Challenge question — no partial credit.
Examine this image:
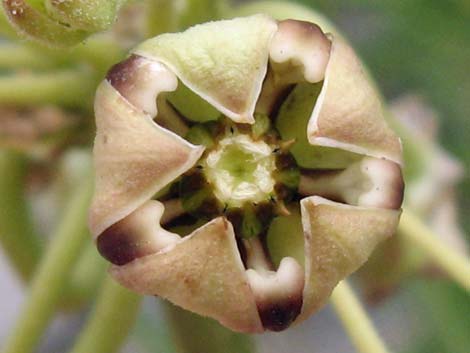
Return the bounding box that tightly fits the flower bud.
[90,15,404,333]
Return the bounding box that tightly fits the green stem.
[0,149,42,281]
[0,150,105,308]
[0,44,59,70]
[62,242,107,309]
[2,172,93,353]
[0,70,94,108]
[68,277,142,353]
[330,281,390,353]
[163,302,256,353]
[399,208,470,291]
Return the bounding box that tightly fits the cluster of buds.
[89,15,404,333]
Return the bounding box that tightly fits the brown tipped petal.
[110,217,263,333]
[106,54,178,117]
[296,196,400,322]
[97,200,180,266]
[269,19,331,83]
[246,257,304,331]
[134,15,278,124]
[89,81,204,236]
[307,35,402,165]
[299,157,404,210]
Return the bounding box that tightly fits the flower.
[89,15,404,333]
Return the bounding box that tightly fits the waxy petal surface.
[308,36,402,165]
[90,81,204,236]
[134,15,278,124]
[297,196,400,321]
[110,217,263,333]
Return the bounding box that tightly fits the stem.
[0,70,94,108]
[62,243,107,309]
[2,173,93,353]
[0,150,42,281]
[330,281,390,353]
[0,44,58,70]
[163,302,255,353]
[399,208,470,291]
[68,277,142,353]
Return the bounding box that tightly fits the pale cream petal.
[105,54,177,117]
[246,257,304,331]
[307,35,402,165]
[296,196,400,322]
[269,19,331,84]
[96,200,180,265]
[134,15,278,124]
[299,157,404,210]
[89,81,204,236]
[110,217,263,333]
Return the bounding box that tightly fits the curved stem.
[68,277,142,353]
[399,208,470,291]
[0,149,42,282]
[2,173,93,353]
[330,281,390,353]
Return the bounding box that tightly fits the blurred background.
[0,1,469,353]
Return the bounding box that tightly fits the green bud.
[185,125,215,148]
[252,113,271,139]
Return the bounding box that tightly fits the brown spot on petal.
[106,54,144,98]
[97,222,158,266]
[258,295,303,331]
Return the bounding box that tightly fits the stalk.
[330,281,390,353]
[399,208,470,291]
[68,277,142,353]
[0,149,42,281]
[62,243,107,309]
[2,172,93,353]
[0,70,94,108]
[0,44,58,70]
[164,302,256,353]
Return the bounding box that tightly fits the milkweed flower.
[89,15,404,333]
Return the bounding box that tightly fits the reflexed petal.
[89,81,204,236]
[307,36,402,165]
[134,15,278,124]
[297,196,400,321]
[96,200,180,265]
[110,217,263,333]
[269,19,331,84]
[106,54,178,117]
[299,157,404,210]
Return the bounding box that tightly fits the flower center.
[204,134,276,208]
